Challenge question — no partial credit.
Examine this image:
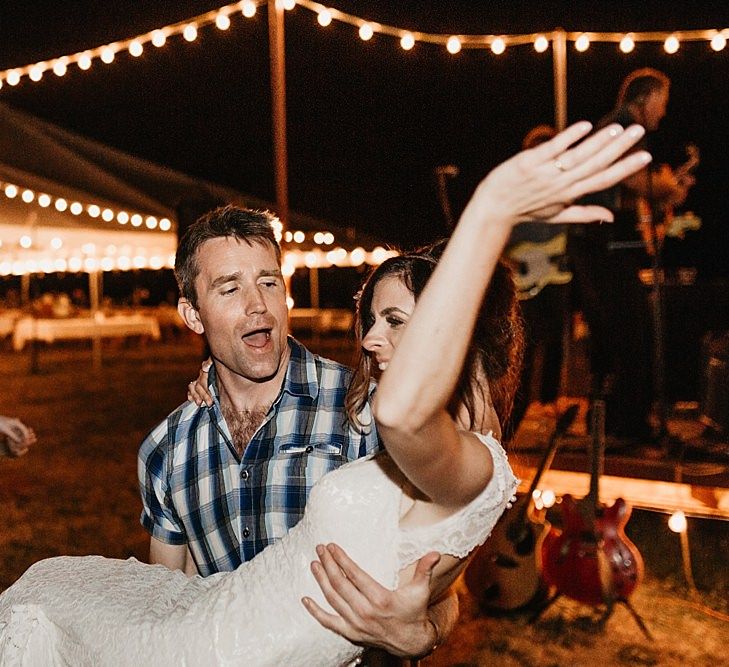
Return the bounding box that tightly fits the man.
[570,68,693,441]
[138,205,454,659]
[504,125,570,438]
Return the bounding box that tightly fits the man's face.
[182,236,289,384]
[641,87,669,131]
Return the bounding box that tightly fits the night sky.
[2,1,727,275]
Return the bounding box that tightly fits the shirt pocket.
[274,442,347,483]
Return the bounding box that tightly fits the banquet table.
[12,314,161,351]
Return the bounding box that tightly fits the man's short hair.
[617,68,670,107]
[175,205,281,307]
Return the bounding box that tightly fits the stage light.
[446,36,462,54]
[664,35,680,53]
[534,35,549,52]
[400,32,415,50]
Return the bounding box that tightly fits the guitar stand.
[528,593,653,642]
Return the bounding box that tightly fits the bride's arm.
[374,122,650,508]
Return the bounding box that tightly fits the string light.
[664,34,680,53]
[575,33,590,52]
[1,2,724,90]
[668,510,688,533]
[710,32,726,51]
[446,36,462,54]
[359,23,374,41]
[317,9,332,27]
[534,34,549,52]
[491,37,506,55]
[619,34,635,53]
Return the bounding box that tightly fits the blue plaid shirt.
[139,337,380,576]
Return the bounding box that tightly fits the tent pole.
[89,270,102,371]
[268,0,290,230]
[552,28,568,131]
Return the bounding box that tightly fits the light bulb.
[129,41,144,57]
[216,13,231,30]
[534,35,549,53]
[183,24,198,42]
[711,33,726,51]
[241,0,256,18]
[664,35,680,54]
[620,35,635,53]
[101,46,116,64]
[78,52,93,70]
[400,33,415,50]
[575,34,590,52]
[151,30,167,47]
[359,23,374,41]
[491,37,506,55]
[668,510,687,533]
[317,10,332,27]
[446,36,462,54]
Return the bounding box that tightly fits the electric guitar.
[463,404,579,611]
[540,400,644,606]
[637,143,700,254]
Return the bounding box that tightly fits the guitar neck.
[587,400,606,512]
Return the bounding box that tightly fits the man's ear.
[178,298,205,335]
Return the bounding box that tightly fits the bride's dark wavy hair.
[346,239,524,433]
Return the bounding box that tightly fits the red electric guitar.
[540,400,644,607]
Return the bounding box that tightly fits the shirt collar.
[205,336,320,404]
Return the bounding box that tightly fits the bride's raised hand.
[463,121,652,227]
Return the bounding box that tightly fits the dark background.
[1,1,727,274]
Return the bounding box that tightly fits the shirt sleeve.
[138,420,187,545]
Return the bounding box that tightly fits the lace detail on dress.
[397,432,518,567]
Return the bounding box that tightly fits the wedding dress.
[0,432,516,667]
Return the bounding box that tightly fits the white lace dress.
[0,432,516,667]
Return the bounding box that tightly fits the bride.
[0,122,649,666]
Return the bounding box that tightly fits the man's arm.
[303,544,458,658]
[149,537,198,576]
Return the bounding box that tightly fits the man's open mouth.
[242,328,272,348]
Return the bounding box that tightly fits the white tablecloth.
[12,315,161,351]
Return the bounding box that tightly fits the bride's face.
[361,275,415,373]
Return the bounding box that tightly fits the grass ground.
[1,336,727,665]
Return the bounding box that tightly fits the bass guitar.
[463,404,579,611]
[540,400,643,606]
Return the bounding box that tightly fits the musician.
[570,68,694,442]
[505,125,570,438]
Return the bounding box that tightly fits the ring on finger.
[554,159,568,172]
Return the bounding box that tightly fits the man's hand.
[302,543,444,658]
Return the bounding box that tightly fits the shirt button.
[243,527,250,538]
[240,469,249,480]
[305,445,314,453]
